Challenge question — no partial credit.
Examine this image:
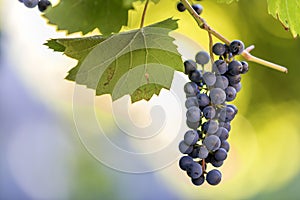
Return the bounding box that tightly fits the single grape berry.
[203,106,216,119]
[226,74,241,85]
[209,88,226,105]
[214,148,228,161]
[225,86,237,102]
[197,93,210,107]
[186,162,203,179]
[38,0,51,12]
[184,82,199,97]
[185,97,199,108]
[219,106,236,122]
[186,106,201,123]
[179,156,194,170]
[189,70,202,83]
[192,175,205,186]
[195,51,210,65]
[203,72,216,86]
[241,61,249,74]
[202,120,219,134]
[214,75,229,90]
[206,169,222,185]
[229,40,245,55]
[192,4,203,15]
[186,120,200,130]
[221,140,230,152]
[177,2,186,12]
[23,0,39,8]
[212,60,228,75]
[184,130,199,145]
[189,146,200,158]
[198,145,209,159]
[212,43,226,56]
[184,60,197,75]
[228,60,243,75]
[203,135,221,151]
[179,141,193,154]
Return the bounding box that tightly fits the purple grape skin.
[206,169,222,185]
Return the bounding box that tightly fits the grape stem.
[180,0,288,73]
[140,0,150,28]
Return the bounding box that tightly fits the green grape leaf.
[267,0,300,38]
[44,0,134,35]
[216,0,239,4]
[46,18,183,103]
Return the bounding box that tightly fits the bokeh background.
[1,0,300,199]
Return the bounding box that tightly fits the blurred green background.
[1,0,300,199]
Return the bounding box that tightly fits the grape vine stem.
[140,0,150,28]
[180,0,288,73]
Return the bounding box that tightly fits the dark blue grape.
[189,70,202,83]
[226,74,241,85]
[203,106,216,119]
[231,82,242,92]
[184,130,199,145]
[212,60,227,74]
[229,40,244,55]
[214,148,228,161]
[212,43,226,56]
[185,97,199,108]
[210,158,224,167]
[195,51,210,65]
[202,120,219,134]
[197,93,210,107]
[192,175,205,186]
[179,141,193,154]
[179,156,193,170]
[186,106,201,123]
[225,86,237,102]
[241,61,249,74]
[203,135,221,151]
[177,2,186,12]
[184,82,199,97]
[215,127,228,139]
[209,88,226,105]
[219,121,231,132]
[206,169,222,185]
[214,75,229,90]
[221,140,230,152]
[192,4,203,15]
[227,104,238,115]
[189,146,200,158]
[184,60,197,75]
[186,162,203,179]
[228,60,243,75]
[203,72,216,86]
[186,120,200,130]
[219,106,235,122]
[38,0,51,12]
[198,145,209,159]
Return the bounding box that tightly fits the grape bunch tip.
[179,39,249,186]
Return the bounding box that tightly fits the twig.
[208,31,214,63]
[180,0,288,73]
[140,0,150,28]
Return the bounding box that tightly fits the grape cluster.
[18,0,51,12]
[177,2,203,15]
[179,40,249,186]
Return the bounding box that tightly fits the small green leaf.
[44,0,133,35]
[268,0,300,38]
[48,18,183,103]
